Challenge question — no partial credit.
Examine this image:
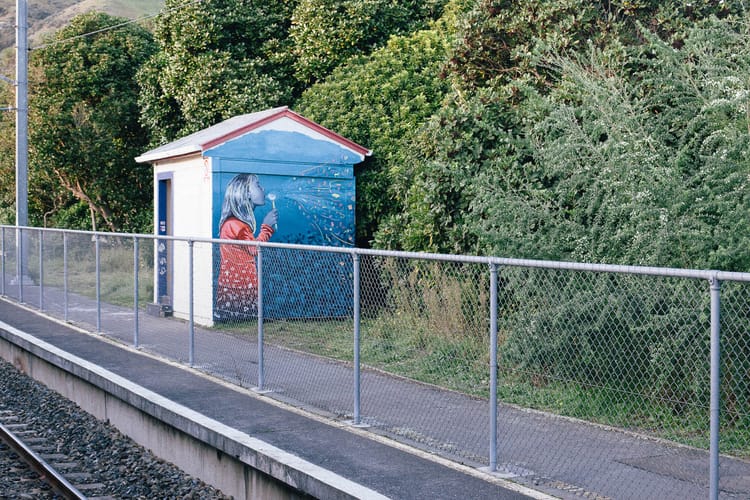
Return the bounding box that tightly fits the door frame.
[156,173,173,306]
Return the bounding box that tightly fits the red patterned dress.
[215,216,274,320]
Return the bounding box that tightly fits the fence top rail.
[5,224,750,283]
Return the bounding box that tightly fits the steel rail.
[0,420,87,499]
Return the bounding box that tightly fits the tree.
[469,15,750,271]
[138,0,298,145]
[446,0,744,93]
[377,86,526,253]
[0,69,14,225]
[296,3,461,245]
[30,12,157,232]
[638,16,750,271]
[381,0,750,266]
[290,0,446,85]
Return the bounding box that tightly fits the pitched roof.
[135,106,372,163]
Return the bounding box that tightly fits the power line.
[31,0,204,50]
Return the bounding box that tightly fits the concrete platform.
[0,298,539,499]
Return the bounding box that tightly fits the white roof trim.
[135,107,289,163]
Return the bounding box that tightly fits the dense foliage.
[348,0,750,272]
[137,0,298,145]
[137,0,444,147]
[290,0,445,85]
[469,11,750,272]
[1,0,749,270]
[296,5,460,245]
[29,12,157,231]
[0,71,14,225]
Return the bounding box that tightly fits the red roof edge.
[201,107,289,151]
[283,109,372,157]
[201,108,372,158]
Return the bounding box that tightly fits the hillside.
[0,0,163,52]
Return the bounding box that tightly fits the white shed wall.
[153,156,215,326]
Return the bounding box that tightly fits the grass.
[213,259,750,459]
[12,237,154,309]
[256,316,744,455]
[65,0,164,21]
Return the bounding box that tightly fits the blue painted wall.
[208,129,358,319]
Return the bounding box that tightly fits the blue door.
[157,177,172,305]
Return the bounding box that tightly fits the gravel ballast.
[0,358,232,499]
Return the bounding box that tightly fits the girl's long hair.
[219,174,258,232]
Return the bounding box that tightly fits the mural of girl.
[215,173,278,321]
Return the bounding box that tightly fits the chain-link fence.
[2,225,749,499]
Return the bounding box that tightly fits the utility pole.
[1,0,30,287]
[13,0,31,287]
[15,0,27,231]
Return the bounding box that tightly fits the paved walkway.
[2,282,750,499]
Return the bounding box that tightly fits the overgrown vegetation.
[29,13,156,232]
[0,0,747,269]
[1,0,749,459]
[260,261,750,457]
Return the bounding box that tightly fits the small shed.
[135,106,371,326]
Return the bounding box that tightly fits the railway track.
[0,358,231,499]
[0,409,107,499]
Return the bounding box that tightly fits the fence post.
[489,263,498,472]
[1,226,5,296]
[63,232,68,321]
[38,230,43,311]
[63,232,68,322]
[709,275,721,500]
[257,246,265,391]
[353,253,362,425]
[17,227,23,302]
[95,233,101,332]
[188,240,195,366]
[134,236,139,348]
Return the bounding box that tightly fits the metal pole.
[188,240,194,366]
[709,275,721,500]
[15,0,29,283]
[134,237,139,348]
[353,253,361,425]
[95,234,101,332]
[17,227,22,302]
[63,232,68,321]
[257,246,265,391]
[489,263,498,472]
[38,230,43,310]
[1,226,5,296]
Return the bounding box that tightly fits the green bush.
[297,19,453,246]
[499,268,712,412]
